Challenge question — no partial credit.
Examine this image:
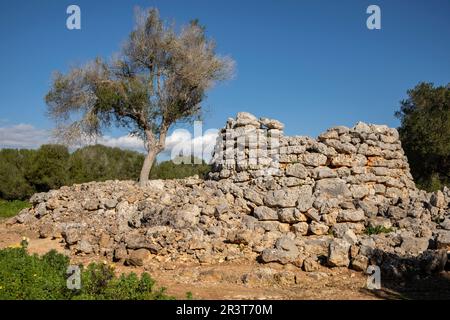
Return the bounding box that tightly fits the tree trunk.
[139,127,167,187]
[139,148,158,187]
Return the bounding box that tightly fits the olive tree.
[45,8,234,186]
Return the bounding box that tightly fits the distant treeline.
[0,144,211,200]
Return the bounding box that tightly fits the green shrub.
[68,145,144,183]
[0,145,211,202]
[0,246,174,300]
[0,149,35,200]
[0,199,31,218]
[395,82,450,191]
[25,144,70,193]
[0,247,71,299]
[150,156,211,180]
[0,145,143,201]
[365,225,394,235]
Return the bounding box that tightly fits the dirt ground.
[1,221,449,300]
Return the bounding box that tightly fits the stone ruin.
[11,112,450,277]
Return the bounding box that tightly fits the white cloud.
[0,124,50,149]
[162,128,219,162]
[96,135,145,152]
[0,123,219,162]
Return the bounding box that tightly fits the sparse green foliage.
[25,144,70,192]
[150,156,211,179]
[0,144,145,200]
[0,145,210,206]
[68,144,144,183]
[0,246,174,300]
[365,226,394,235]
[0,247,71,299]
[0,149,35,200]
[395,82,450,191]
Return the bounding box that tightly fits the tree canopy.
[45,8,233,186]
[395,82,450,191]
[0,145,211,201]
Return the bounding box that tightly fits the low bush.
[365,225,394,235]
[150,156,212,180]
[0,245,174,300]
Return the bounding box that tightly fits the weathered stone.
[342,229,358,245]
[331,154,367,167]
[292,222,309,236]
[104,198,118,209]
[259,117,284,130]
[39,224,53,238]
[314,178,351,198]
[367,217,392,229]
[254,206,278,221]
[349,185,370,199]
[309,221,329,235]
[83,199,100,211]
[299,153,328,167]
[387,206,407,220]
[440,218,450,231]
[128,249,151,266]
[114,246,128,262]
[436,230,450,250]
[337,209,365,223]
[322,139,353,154]
[62,228,81,245]
[243,188,264,206]
[29,192,48,205]
[145,179,165,191]
[77,239,93,254]
[328,239,351,267]
[313,167,337,179]
[430,190,446,208]
[235,112,260,127]
[304,208,320,222]
[173,204,201,228]
[297,185,314,212]
[35,202,47,218]
[400,236,430,255]
[356,199,378,217]
[303,257,320,272]
[286,163,308,179]
[264,189,298,208]
[332,223,365,237]
[260,248,297,265]
[351,255,369,272]
[215,203,229,216]
[275,236,298,253]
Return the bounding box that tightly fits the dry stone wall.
[10,112,450,277]
[210,112,416,199]
[209,112,419,228]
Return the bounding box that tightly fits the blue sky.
[0,0,449,156]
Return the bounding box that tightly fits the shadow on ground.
[360,248,450,300]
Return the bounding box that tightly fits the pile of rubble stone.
[12,112,450,277]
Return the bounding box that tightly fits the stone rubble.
[12,112,450,278]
